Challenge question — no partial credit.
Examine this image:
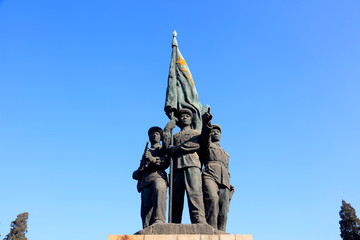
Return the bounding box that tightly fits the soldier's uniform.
[163,109,206,224]
[200,123,231,231]
[133,131,169,228]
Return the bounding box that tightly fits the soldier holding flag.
[163,109,207,224]
[163,31,209,224]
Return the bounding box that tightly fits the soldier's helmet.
[177,108,193,118]
[212,124,222,133]
[148,126,163,137]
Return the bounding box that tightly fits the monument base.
[135,223,227,235]
[108,234,252,240]
[109,223,252,240]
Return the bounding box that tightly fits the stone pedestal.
[108,235,252,240]
[109,223,252,240]
[134,223,227,235]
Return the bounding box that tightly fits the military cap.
[148,126,163,137]
[177,108,193,117]
[212,124,222,133]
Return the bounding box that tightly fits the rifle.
[141,141,150,168]
[133,141,149,181]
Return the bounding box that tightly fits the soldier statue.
[200,112,234,231]
[163,108,207,224]
[132,126,169,228]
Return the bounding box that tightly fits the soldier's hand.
[165,118,177,131]
[144,151,152,160]
[145,151,157,163]
[202,112,213,124]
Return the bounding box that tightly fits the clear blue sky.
[1,1,359,240]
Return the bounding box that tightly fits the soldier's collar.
[213,141,221,146]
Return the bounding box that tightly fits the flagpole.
[168,111,174,223]
[167,30,178,224]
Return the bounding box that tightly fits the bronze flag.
[164,31,209,130]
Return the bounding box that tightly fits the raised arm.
[163,118,177,149]
[200,112,213,151]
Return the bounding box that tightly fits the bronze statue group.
[133,108,234,232]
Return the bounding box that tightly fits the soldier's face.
[149,131,161,144]
[179,113,192,127]
[211,129,221,142]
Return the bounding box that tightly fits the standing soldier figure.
[132,127,169,228]
[200,112,234,231]
[163,108,207,224]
